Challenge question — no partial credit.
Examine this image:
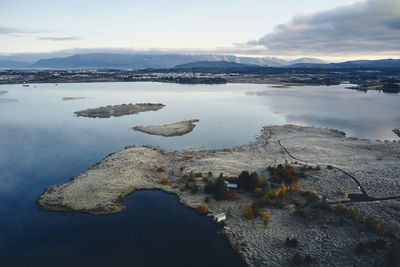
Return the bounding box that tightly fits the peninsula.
[38,125,400,266]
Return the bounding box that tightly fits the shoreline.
[37,125,400,266]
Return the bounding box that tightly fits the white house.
[214,213,226,222]
[224,181,238,190]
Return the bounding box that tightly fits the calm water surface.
[0,82,399,266]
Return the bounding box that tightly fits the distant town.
[1,64,400,93]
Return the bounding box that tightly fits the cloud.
[0,26,38,35]
[248,0,400,57]
[38,36,82,41]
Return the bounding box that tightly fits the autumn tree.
[263,212,269,227]
[197,204,208,215]
[247,203,255,224]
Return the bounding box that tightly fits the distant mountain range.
[0,53,325,69]
[0,60,29,68]
[0,52,399,69]
[175,61,257,68]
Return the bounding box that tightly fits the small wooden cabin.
[214,213,226,222]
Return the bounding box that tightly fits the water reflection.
[249,85,400,139]
[0,82,399,266]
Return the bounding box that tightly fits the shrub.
[204,181,215,194]
[214,177,227,200]
[315,207,323,220]
[191,184,199,194]
[263,212,269,227]
[291,252,302,265]
[227,190,238,200]
[355,239,387,255]
[254,187,262,193]
[269,164,300,184]
[161,178,169,185]
[295,206,307,218]
[378,224,387,235]
[252,203,260,216]
[185,181,193,189]
[204,196,210,203]
[366,217,379,231]
[156,166,166,173]
[267,166,275,175]
[285,237,298,248]
[202,176,209,182]
[264,181,272,192]
[355,242,368,255]
[304,254,313,265]
[197,204,208,215]
[207,171,213,177]
[194,172,202,177]
[374,239,386,249]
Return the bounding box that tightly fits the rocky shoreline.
[38,125,400,266]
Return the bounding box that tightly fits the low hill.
[175,61,259,68]
[289,59,400,69]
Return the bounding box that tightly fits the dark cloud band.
[248,0,400,56]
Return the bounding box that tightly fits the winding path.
[276,137,400,203]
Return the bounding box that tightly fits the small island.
[133,119,199,137]
[74,103,165,118]
[38,125,400,266]
[62,96,86,101]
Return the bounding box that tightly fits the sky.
[0,0,399,61]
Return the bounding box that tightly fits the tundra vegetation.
[177,161,399,265]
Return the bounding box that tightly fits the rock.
[393,128,400,137]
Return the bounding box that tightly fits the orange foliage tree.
[263,212,269,227]
[197,204,208,215]
[247,204,255,224]
[161,178,169,185]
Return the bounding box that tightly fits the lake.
[0,82,399,266]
